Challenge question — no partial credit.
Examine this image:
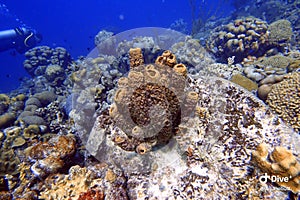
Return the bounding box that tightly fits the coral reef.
[0,94,27,129]
[252,143,300,193]
[0,94,10,115]
[77,189,105,200]
[18,91,57,126]
[70,54,123,145]
[221,0,300,50]
[39,164,128,200]
[24,46,72,77]
[39,165,100,200]
[266,72,300,133]
[196,62,243,80]
[243,54,293,84]
[240,53,300,102]
[257,84,273,101]
[21,46,74,96]
[256,55,292,73]
[206,18,293,63]
[2,22,300,199]
[0,113,16,129]
[206,17,270,62]
[116,36,160,58]
[84,47,299,199]
[0,127,22,176]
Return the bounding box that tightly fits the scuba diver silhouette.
[0,26,42,54]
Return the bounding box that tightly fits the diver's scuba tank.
[0,27,42,53]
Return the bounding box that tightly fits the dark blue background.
[0,0,233,92]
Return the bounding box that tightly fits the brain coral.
[268,19,293,45]
[109,48,194,154]
[256,54,292,70]
[267,72,300,133]
[44,64,66,84]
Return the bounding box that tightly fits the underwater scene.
[0,0,300,199]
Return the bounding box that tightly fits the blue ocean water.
[0,0,234,93]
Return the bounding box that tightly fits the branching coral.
[206,17,269,62]
[24,46,72,77]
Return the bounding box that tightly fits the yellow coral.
[39,165,97,200]
[0,94,10,103]
[230,74,258,91]
[252,143,300,193]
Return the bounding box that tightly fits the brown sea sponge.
[110,49,192,154]
[129,47,144,68]
[155,50,177,67]
[173,63,187,76]
[266,72,300,133]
